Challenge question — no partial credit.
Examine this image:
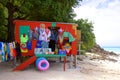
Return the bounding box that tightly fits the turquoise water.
[103,47,120,54]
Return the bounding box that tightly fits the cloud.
[74,0,120,47]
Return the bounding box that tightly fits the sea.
[103,47,120,54]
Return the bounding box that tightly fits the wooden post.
[74,55,77,68]
[64,56,66,71]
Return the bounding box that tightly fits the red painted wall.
[14,20,77,56]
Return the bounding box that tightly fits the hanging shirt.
[50,29,58,43]
[58,35,63,49]
[62,32,75,42]
[0,42,2,55]
[39,28,51,42]
[1,42,5,62]
[20,43,28,53]
[9,43,14,57]
[36,40,42,48]
[6,43,11,61]
[28,30,33,40]
[33,27,39,40]
[27,41,32,50]
[20,34,29,43]
[12,42,16,57]
[39,28,47,41]
[45,28,51,42]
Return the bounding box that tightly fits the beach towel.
[19,26,30,36]
[20,34,29,43]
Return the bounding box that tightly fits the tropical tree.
[75,19,96,51]
[0,3,8,41]
[0,0,82,41]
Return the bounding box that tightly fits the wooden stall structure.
[13,20,78,71]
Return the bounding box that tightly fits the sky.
[74,0,120,47]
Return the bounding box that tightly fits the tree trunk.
[6,2,14,42]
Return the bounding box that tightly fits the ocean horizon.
[102,47,120,54]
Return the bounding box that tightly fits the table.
[35,54,66,71]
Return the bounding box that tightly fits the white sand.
[0,55,120,80]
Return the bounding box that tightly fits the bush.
[80,50,86,55]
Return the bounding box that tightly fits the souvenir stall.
[13,20,78,71]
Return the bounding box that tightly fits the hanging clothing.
[20,43,28,53]
[12,42,16,49]
[6,43,11,61]
[50,29,58,43]
[49,40,56,51]
[20,34,29,43]
[9,43,14,57]
[27,41,32,50]
[58,28,64,49]
[36,40,49,48]
[0,42,2,50]
[33,27,39,40]
[39,28,51,42]
[45,28,51,37]
[41,41,49,48]
[13,49,16,58]
[0,42,16,62]
[15,42,21,56]
[58,37,70,49]
[4,43,8,61]
[0,42,2,55]
[62,37,70,45]
[62,32,75,42]
[39,28,48,42]
[36,40,42,48]
[19,26,30,37]
[58,36,63,49]
[28,30,33,40]
[66,49,72,56]
[63,43,72,56]
[1,42,5,62]
[0,55,2,62]
[0,42,2,62]
[45,28,51,42]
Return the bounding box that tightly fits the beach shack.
[13,20,78,71]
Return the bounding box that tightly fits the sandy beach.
[0,53,120,80]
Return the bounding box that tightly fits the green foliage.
[0,0,95,52]
[27,0,81,22]
[0,0,7,6]
[0,25,7,40]
[75,19,96,51]
[0,4,5,25]
[0,3,7,40]
[80,50,86,55]
[0,0,82,41]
